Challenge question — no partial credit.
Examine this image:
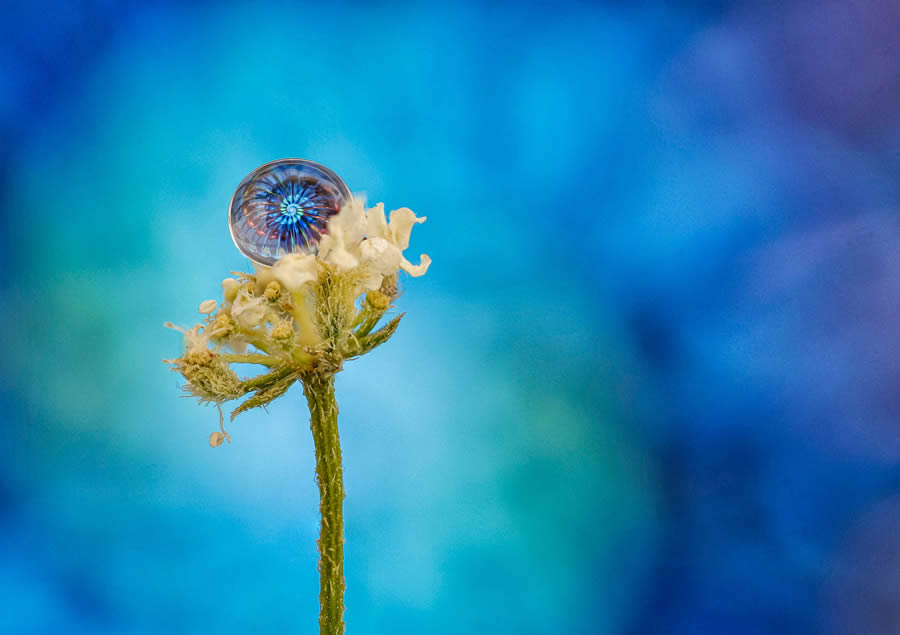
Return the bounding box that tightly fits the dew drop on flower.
[228,159,352,265]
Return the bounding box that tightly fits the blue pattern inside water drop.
[228,159,351,265]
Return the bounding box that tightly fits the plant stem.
[302,371,345,634]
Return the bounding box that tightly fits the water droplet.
[228,159,351,265]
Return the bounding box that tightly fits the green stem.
[220,353,280,367]
[302,372,345,634]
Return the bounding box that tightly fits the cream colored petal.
[388,207,426,250]
[327,248,360,270]
[399,253,432,277]
[164,323,211,353]
[359,236,403,275]
[186,325,208,351]
[316,234,336,262]
[333,197,367,245]
[231,290,267,328]
[366,202,389,240]
[356,270,384,291]
[272,253,318,291]
[320,225,360,270]
[251,265,274,291]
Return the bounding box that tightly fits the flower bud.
[199,299,217,314]
[222,278,240,303]
[270,320,294,340]
[264,281,282,301]
[365,290,391,312]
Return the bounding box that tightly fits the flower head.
[166,193,430,444]
[319,199,431,290]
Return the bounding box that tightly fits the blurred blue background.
[1,1,899,633]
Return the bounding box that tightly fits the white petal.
[335,197,368,245]
[400,253,432,277]
[327,248,360,270]
[359,273,384,290]
[231,290,267,328]
[323,197,366,250]
[272,253,318,291]
[320,224,359,270]
[359,236,402,275]
[366,202,389,240]
[166,323,210,353]
[316,233,336,262]
[388,207,426,250]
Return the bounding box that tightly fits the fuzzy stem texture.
[303,372,345,634]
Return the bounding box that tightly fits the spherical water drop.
[228,159,351,265]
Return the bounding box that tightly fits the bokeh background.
[1,1,899,633]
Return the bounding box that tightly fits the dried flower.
[165,159,430,635]
[164,197,431,434]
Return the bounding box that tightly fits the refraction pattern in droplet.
[228,159,351,265]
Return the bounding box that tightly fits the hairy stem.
[219,353,280,367]
[303,372,345,634]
